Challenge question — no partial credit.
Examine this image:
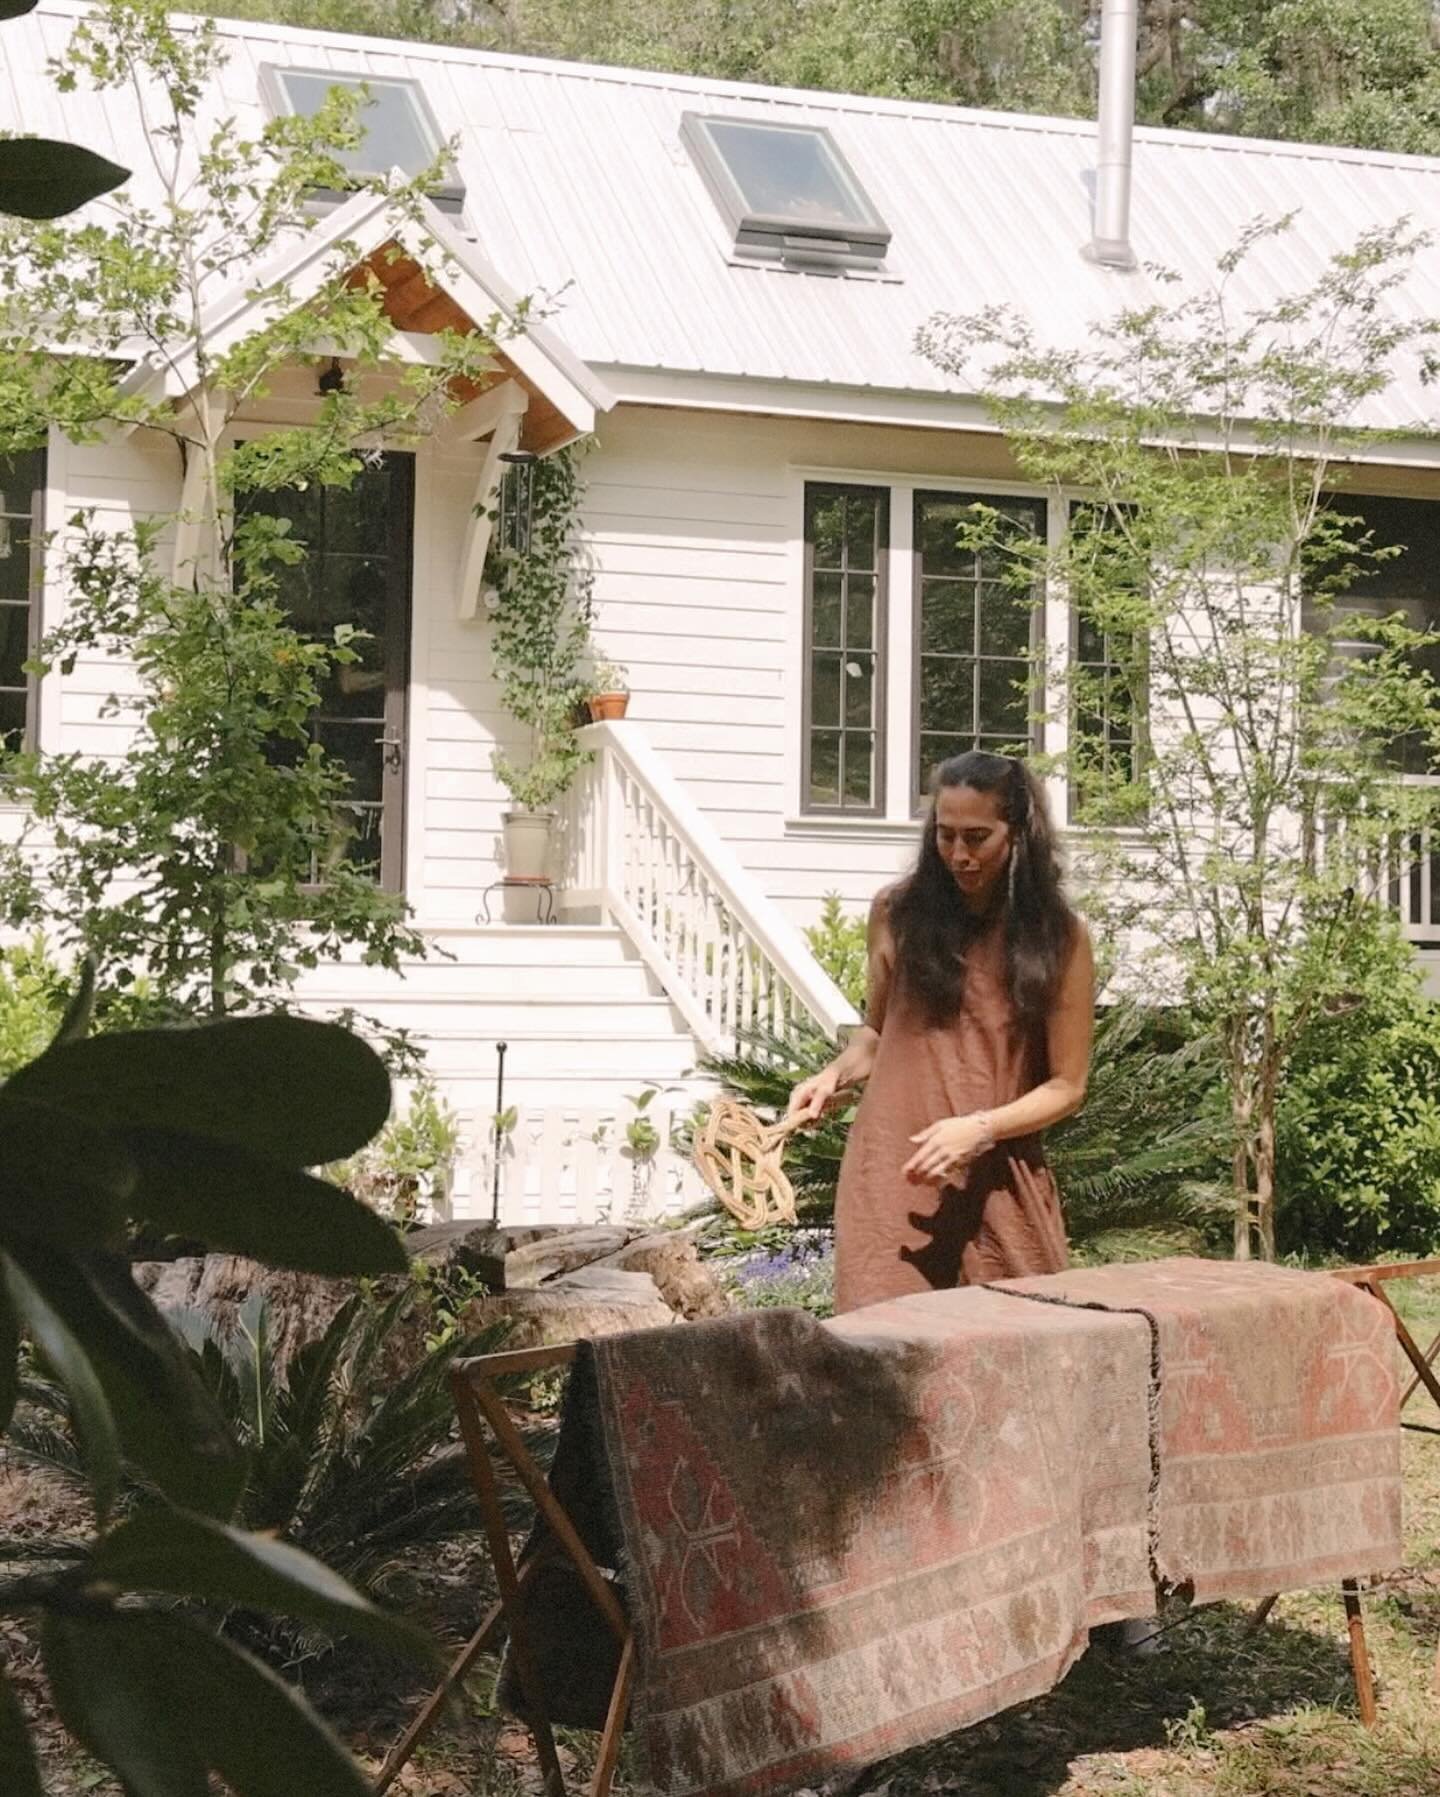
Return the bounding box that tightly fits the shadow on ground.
[853,1601,1360,1797]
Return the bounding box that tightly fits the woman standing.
[788,751,1094,1315]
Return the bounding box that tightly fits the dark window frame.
[1305,491,1440,779]
[1065,500,1151,827]
[1067,603,1151,826]
[911,488,1045,806]
[237,449,415,895]
[0,448,46,757]
[802,481,889,817]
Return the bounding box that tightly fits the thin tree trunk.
[1232,1134,1252,1260]
[1255,1066,1279,1262]
[209,855,228,1019]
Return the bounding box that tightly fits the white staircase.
[293,923,707,1223]
[299,720,862,1226]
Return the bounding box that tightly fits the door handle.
[375,734,403,773]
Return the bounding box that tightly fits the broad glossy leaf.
[43,1613,209,1797]
[0,1662,43,1797]
[5,1014,391,1167]
[0,1098,134,1250]
[0,139,128,219]
[50,957,95,1049]
[6,1248,244,1518]
[127,1130,406,1276]
[90,1509,432,1661]
[4,1255,120,1523]
[50,1610,374,1797]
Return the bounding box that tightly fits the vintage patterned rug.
[503,1259,1401,1797]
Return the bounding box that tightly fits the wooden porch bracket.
[456,385,528,621]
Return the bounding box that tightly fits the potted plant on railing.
[587,657,630,722]
[486,448,594,879]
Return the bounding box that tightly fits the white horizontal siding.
[583,406,921,925]
[37,401,1028,942]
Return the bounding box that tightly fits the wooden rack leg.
[1358,1280,1440,1417]
[1246,1593,1278,1634]
[1342,1581,1377,1727]
[372,1596,509,1794]
[436,1347,633,1797]
[454,1379,569,1797]
[1399,1326,1440,1411]
[589,1635,634,1797]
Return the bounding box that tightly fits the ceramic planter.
[501,809,554,879]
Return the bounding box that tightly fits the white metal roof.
[9,1,1440,433]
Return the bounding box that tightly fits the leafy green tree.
[0,975,441,1795]
[0,0,500,1016]
[921,218,1440,1258]
[1276,910,1440,1258]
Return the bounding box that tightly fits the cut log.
[465,1268,675,1349]
[590,1230,730,1320]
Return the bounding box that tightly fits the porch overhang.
[118,188,615,455]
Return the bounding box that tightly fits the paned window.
[0,450,45,754]
[913,490,1043,795]
[803,483,888,812]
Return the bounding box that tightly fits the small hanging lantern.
[316,356,346,397]
[496,449,538,557]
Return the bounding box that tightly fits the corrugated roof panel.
[8,1,1440,426]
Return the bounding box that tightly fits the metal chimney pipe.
[1087,0,1139,269]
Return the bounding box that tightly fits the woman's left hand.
[903,1114,994,1186]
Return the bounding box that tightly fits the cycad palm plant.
[8,1288,538,1670]
[697,1000,1231,1252]
[1048,1002,1232,1255]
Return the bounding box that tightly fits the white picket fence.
[448,1096,707,1226]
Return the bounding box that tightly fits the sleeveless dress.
[832,904,1069,1315]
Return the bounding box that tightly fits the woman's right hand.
[787,1064,842,1124]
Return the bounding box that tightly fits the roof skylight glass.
[260,66,463,205]
[681,113,891,269]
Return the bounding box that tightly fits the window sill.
[785,813,921,840]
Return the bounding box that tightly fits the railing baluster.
[575,723,860,1048]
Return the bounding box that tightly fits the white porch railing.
[1310,778,1440,946]
[558,721,861,1052]
[454,1096,702,1226]
[1367,825,1440,945]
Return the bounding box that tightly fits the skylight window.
[681,113,890,270]
[259,66,463,208]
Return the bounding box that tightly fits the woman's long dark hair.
[889,752,1076,1031]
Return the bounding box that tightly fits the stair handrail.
[559,720,861,1051]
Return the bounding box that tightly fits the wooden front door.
[250,453,415,891]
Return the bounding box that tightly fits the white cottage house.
[8,1,1440,1221]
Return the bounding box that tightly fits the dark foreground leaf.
[46,1610,375,1797]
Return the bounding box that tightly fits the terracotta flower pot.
[588,692,629,722]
